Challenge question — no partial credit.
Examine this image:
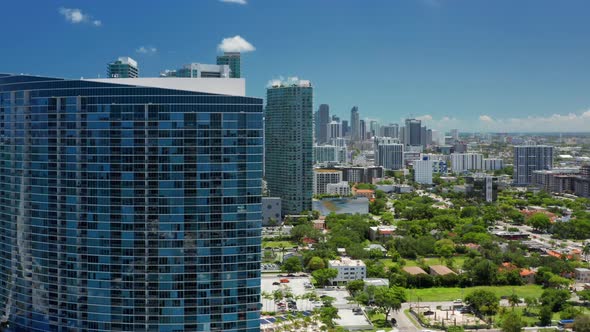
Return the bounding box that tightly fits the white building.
[484,158,504,171]
[160,63,231,78]
[328,257,367,284]
[575,268,590,283]
[414,159,435,185]
[313,169,343,195]
[451,153,484,173]
[326,181,350,196]
[328,121,342,140]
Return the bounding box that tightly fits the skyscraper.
[328,120,343,140]
[216,52,241,78]
[404,118,422,147]
[359,119,367,140]
[350,106,360,141]
[265,78,313,215]
[341,120,349,137]
[315,104,330,144]
[380,124,399,138]
[107,56,139,78]
[374,138,404,170]
[514,145,554,185]
[0,73,262,331]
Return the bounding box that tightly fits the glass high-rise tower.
[0,73,262,331]
[107,56,139,78]
[216,53,241,78]
[264,78,313,215]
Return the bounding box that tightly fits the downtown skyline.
[2,0,590,132]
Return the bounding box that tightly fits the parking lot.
[261,263,279,272]
[261,275,318,312]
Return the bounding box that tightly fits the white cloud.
[479,115,494,122]
[136,46,158,55]
[59,7,101,27]
[218,35,256,53]
[220,0,247,4]
[475,109,590,132]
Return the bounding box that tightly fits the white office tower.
[451,129,459,142]
[414,159,435,184]
[328,121,343,140]
[431,129,445,146]
[514,145,554,185]
[483,158,504,171]
[451,153,484,173]
[313,169,343,194]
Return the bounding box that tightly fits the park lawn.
[262,240,297,249]
[493,307,558,327]
[409,285,544,302]
[367,311,391,329]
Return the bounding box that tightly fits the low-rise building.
[363,278,389,288]
[326,181,351,196]
[369,226,397,241]
[403,266,428,276]
[575,268,590,283]
[328,257,367,284]
[429,265,457,276]
[520,269,536,284]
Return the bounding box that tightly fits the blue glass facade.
[0,74,262,331]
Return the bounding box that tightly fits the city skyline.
[2,1,590,132]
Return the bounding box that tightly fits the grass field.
[262,240,297,249]
[408,285,544,302]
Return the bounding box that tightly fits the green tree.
[523,297,538,315]
[465,289,500,317]
[560,306,582,320]
[540,288,570,312]
[307,256,326,271]
[318,306,339,328]
[312,268,338,287]
[573,314,590,332]
[373,286,407,321]
[528,213,551,232]
[578,289,590,304]
[346,280,365,296]
[538,305,552,326]
[500,311,524,332]
[281,256,303,273]
[434,239,455,261]
[507,294,520,309]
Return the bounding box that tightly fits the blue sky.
[2,0,590,132]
